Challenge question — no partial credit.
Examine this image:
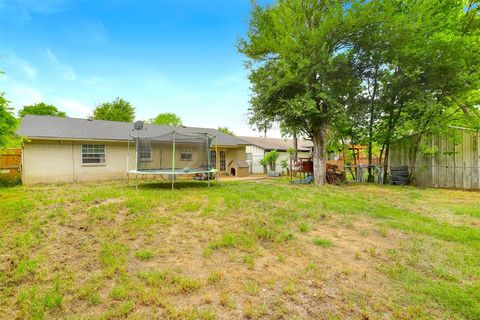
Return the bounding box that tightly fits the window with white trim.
[180,148,193,161]
[82,144,106,164]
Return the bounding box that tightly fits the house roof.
[17,115,251,147]
[238,136,313,152]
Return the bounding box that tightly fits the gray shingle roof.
[17,115,251,147]
[238,136,312,152]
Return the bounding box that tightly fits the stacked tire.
[390,166,409,186]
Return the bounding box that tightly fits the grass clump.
[135,249,154,261]
[299,223,310,233]
[138,269,202,293]
[313,237,333,248]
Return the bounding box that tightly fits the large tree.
[150,112,183,126]
[92,98,135,122]
[0,93,18,148]
[239,0,362,185]
[18,102,67,118]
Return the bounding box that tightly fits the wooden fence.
[0,148,22,181]
[390,128,480,189]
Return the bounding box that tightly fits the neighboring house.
[17,115,250,184]
[238,136,312,174]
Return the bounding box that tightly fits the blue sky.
[0,0,276,136]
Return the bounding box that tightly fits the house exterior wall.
[215,146,247,175]
[22,139,246,184]
[245,145,265,174]
[245,144,310,174]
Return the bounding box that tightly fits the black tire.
[391,180,408,186]
[391,176,409,183]
[390,171,409,177]
[391,166,409,171]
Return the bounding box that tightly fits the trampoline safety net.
[132,131,216,174]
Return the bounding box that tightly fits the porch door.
[220,151,226,171]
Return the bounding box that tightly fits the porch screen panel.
[210,150,217,169]
[220,151,226,171]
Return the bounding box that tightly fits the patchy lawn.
[0,179,479,319]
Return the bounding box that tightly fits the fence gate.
[0,148,22,181]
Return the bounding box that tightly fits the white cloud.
[3,53,38,80]
[55,98,90,116]
[45,48,76,81]
[7,85,43,110]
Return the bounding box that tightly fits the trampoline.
[127,124,218,190]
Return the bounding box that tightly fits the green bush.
[264,150,280,171]
[0,176,21,187]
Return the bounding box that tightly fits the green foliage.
[18,102,67,118]
[239,0,363,184]
[240,0,480,184]
[263,150,280,171]
[92,97,135,122]
[313,237,333,248]
[217,126,234,135]
[0,93,18,148]
[0,176,22,187]
[135,249,154,261]
[150,112,182,126]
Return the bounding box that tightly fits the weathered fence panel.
[390,128,480,189]
[0,148,22,181]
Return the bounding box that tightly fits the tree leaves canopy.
[92,98,135,122]
[217,127,234,135]
[18,102,67,118]
[151,113,183,126]
[0,94,18,148]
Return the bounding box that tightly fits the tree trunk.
[379,143,385,165]
[367,68,379,183]
[312,120,327,186]
[383,142,390,184]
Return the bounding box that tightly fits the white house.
[238,136,312,174]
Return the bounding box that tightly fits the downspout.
[21,140,25,184]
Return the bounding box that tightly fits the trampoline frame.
[127,129,218,190]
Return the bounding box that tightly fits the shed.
[227,160,250,177]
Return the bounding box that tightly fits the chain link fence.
[408,165,480,189]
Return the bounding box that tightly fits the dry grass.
[0,179,479,319]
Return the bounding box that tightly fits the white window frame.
[81,144,106,165]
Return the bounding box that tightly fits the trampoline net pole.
[172,130,176,190]
[215,136,218,181]
[206,133,210,186]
